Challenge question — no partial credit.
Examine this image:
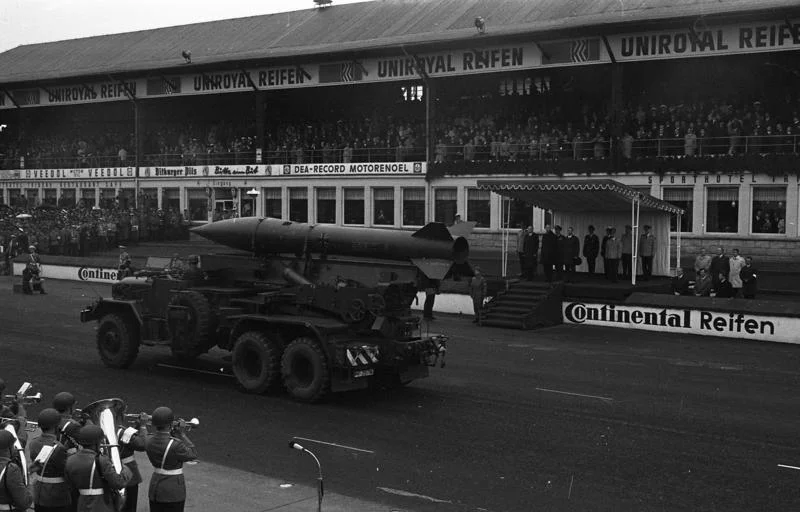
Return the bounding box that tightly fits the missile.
[192,217,470,279]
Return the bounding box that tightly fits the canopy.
[477,179,684,215]
[478,179,685,282]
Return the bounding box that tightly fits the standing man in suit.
[639,225,656,280]
[522,226,539,281]
[540,225,558,284]
[709,247,730,290]
[583,225,599,276]
[604,228,622,283]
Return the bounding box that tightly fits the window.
[140,188,158,210]
[289,188,308,222]
[402,188,425,226]
[25,189,39,207]
[162,188,180,212]
[264,188,282,218]
[80,188,96,208]
[8,189,22,208]
[43,188,57,206]
[500,197,532,229]
[187,188,208,221]
[373,188,394,225]
[663,187,693,232]
[100,188,116,209]
[434,188,457,225]
[59,189,76,208]
[752,187,786,234]
[344,188,364,225]
[467,188,490,228]
[706,187,739,233]
[316,188,336,224]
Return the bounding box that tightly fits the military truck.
[79,218,460,402]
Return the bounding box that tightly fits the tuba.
[80,398,127,502]
[0,418,29,486]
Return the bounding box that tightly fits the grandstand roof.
[0,0,795,86]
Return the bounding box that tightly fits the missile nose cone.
[192,218,261,251]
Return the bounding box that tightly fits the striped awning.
[477,179,684,214]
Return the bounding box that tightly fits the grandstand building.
[1,0,799,263]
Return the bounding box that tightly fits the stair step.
[485,305,536,314]
[481,318,526,329]
[489,298,544,308]
[484,311,532,321]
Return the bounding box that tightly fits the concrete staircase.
[481,281,564,330]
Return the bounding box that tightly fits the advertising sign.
[13,263,119,284]
[562,301,800,345]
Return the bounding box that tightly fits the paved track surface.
[2,277,800,511]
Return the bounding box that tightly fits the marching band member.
[53,392,81,448]
[116,413,148,512]
[64,425,132,512]
[0,430,33,511]
[145,407,197,512]
[28,408,72,512]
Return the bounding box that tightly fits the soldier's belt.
[78,488,104,496]
[153,468,183,475]
[34,474,66,484]
[121,456,135,464]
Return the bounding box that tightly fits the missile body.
[192,217,469,278]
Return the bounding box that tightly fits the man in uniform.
[22,245,46,295]
[64,425,132,512]
[639,225,656,281]
[582,225,599,276]
[28,408,72,512]
[181,255,204,284]
[0,430,33,511]
[53,392,81,448]
[116,412,148,512]
[118,246,132,280]
[145,407,198,512]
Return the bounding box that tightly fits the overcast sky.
[0,0,369,53]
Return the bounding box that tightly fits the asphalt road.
[2,277,800,511]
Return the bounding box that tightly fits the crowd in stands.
[0,203,190,275]
[2,93,800,170]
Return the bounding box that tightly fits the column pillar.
[255,92,265,164]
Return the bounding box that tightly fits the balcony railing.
[1,134,798,170]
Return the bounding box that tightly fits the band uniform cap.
[77,425,104,445]
[151,406,174,427]
[0,430,14,450]
[118,245,127,250]
[29,245,36,250]
[53,392,76,411]
[37,408,61,430]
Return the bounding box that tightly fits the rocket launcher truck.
[80,218,468,402]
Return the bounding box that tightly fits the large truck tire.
[232,331,281,394]
[281,337,330,403]
[96,313,140,368]
[169,291,211,360]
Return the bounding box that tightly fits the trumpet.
[0,417,38,432]
[124,413,200,432]
[1,382,42,406]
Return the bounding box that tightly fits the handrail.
[0,134,798,170]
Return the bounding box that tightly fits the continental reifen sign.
[562,302,800,345]
[13,263,118,284]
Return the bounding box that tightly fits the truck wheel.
[97,314,140,369]
[232,331,281,394]
[281,337,330,402]
[169,291,210,360]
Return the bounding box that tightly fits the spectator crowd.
[2,91,799,170]
[0,203,191,275]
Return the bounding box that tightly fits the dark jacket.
[671,274,692,295]
[28,433,71,508]
[540,230,559,265]
[714,279,735,298]
[0,456,33,511]
[560,234,580,264]
[522,232,539,258]
[740,265,758,296]
[583,233,599,259]
[145,431,198,503]
[63,448,131,512]
[600,234,611,258]
[710,255,730,280]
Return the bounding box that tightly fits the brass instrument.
[1,420,29,485]
[124,413,200,433]
[0,417,38,433]
[1,381,42,406]
[81,398,127,503]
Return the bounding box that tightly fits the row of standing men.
[0,387,197,512]
[517,224,657,283]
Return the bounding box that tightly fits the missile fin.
[447,220,476,238]
[411,258,452,280]
[411,222,453,242]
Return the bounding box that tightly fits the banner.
[562,301,800,345]
[13,263,119,284]
[279,162,425,176]
[608,20,800,62]
[2,163,427,179]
